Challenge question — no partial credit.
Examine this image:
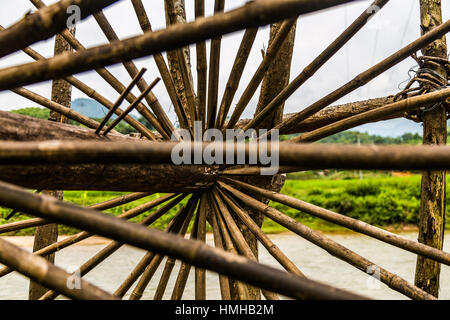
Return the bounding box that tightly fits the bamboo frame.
[216,28,258,129]
[0,0,359,91]
[217,182,436,300]
[246,0,390,130]
[131,0,189,130]
[221,178,450,267]
[226,18,298,129]
[93,11,175,138]
[271,19,450,134]
[0,180,364,300]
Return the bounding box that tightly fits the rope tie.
[394,53,450,122]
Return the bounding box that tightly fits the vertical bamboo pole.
[415,0,448,298]
[28,29,75,300]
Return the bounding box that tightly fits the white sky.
[0,0,449,136]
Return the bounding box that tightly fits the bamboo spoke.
[195,193,208,300]
[216,187,304,277]
[103,78,161,136]
[0,27,156,139]
[0,193,177,279]
[131,0,189,131]
[0,0,361,91]
[271,19,450,135]
[221,177,450,267]
[95,68,147,134]
[207,194,231,300]
[210,195,249,300]
[26,0,169,140]
[226,18,298,129]
[246,0,390,130]
[170,204,199,300]
[194,0,208,130]
[93,11,175,138]
[0,192,154,234]
[0,237,116,300]
[153,196,198,300]
[211,189,279,300]
[39,193,187,300]
[216,28,258,129]
[293,88,450,142]
[217,181,436,300]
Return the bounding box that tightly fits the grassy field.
[1,175,449,235]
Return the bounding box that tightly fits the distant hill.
[71,98,117,119]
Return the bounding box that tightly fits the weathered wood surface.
[0,110,137,142]
[415,0,448,298]
[235,96,394,134]
[0,163,218,192]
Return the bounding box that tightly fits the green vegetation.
[11,107,50,120]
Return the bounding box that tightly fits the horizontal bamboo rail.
[217,181,436,300]
[0,0,357,90]
[0,0,119,58]
[5,141,450,171]
[0,179,365,300]
[221,177,450,267]
[0,237,116,300]
[295,88,450,142]
[0,163,218,192]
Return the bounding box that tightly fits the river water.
[1,232,449,300]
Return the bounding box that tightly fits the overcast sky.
[0,0,449,136]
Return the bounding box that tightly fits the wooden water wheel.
[0,0,449,300]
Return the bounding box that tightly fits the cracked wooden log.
[0,163,219,192]
[0,110,137,142]
[235,96,394,135]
